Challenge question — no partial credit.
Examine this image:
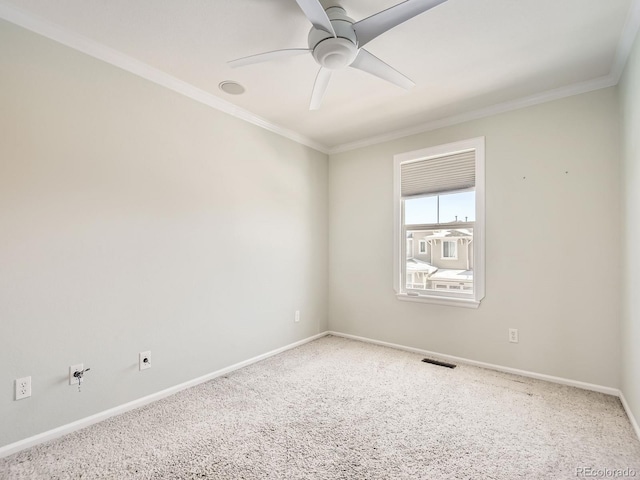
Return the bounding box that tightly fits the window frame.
[393,137,485,308]
[418,240,427,254]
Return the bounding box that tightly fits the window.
[393,137,485,308]
[406,238,413,259]
[442,240,457,259]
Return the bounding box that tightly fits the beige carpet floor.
[1,335,639,479]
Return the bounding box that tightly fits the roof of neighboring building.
[429,269,473,281]
[406,259,438,274]
[417,229,472,239]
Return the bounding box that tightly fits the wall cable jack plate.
[139,351,151,371]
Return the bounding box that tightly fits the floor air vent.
[422,358,457,369]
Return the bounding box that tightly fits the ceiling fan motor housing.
[308,6,358,70]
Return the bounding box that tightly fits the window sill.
[395,293,480,309]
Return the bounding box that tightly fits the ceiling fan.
[228,0,447,110]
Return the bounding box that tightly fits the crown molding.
[328,0,640,154]
[2,0,638,157]
[0,1,330,155]
[611,0,640,83]
[327,73,617,154]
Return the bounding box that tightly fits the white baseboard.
[327,330,640,440]
[329,331,640,441]
[619,391,640,442]
[0,331,329,459]
[327,331,620,396]
[3,330,637,458]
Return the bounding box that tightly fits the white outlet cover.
[15,376,31,400]
[139,351,151,371]
[294,310,300,323]
[509,329,519,343]
[69,363,83,385]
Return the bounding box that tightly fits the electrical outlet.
[15,376,31,400]
[139,351,151,371]
[509,328,519,343]
[69,363,83,385]
[294,310,300,323]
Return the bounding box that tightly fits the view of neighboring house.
[406,228,473,293]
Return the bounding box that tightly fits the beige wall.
[0,20,328,448]
[0,10,634,451]
[620,29,640,429]
[329,87,621,387]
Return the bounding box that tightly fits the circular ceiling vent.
[219,81,245,95]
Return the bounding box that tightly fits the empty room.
[1,0,640,478]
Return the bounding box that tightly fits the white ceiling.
[1,0,638,152]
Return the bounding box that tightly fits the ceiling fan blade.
[295,0,336,36]
[228,48,310,68]
[310,67,332,110]
[352,0,447,48]
[350,49,415,89]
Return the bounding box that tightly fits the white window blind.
[400,150,475,198]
